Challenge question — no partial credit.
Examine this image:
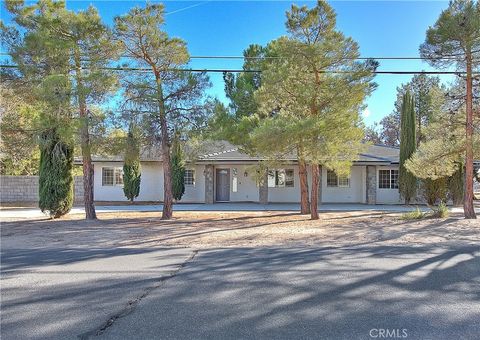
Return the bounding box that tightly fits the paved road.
[98,246,480,340]
[2,245,480,339]
[1,202,464,220]
[1,246,195,340]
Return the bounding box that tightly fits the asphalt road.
[2,245,480,340]
[99,246,480,340]
[0,246,195,340]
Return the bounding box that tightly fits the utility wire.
[0,64,476,75]
[1,49,479,60]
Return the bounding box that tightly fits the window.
[285,169,294,187]
[102,168,113,186]
[184,169,195,186]
[268,169,294,188]
[391,170,399,189]
[379,169,399,189]
[115,168,123,185]
[102,167,123,186]
[326,170,350,188]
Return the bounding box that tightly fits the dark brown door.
[216,169,230,202]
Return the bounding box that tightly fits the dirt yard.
[1,210,478,249]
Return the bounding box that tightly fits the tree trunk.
[74,47,96,220]
[298,159,310,214]
[464,54,476,219]
[155,71,173,220]
[161,121,173,220]
[310,164,320,220]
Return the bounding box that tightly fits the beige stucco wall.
[93,162,163,202]
[91,161,402,204]
[321,166,366,203]
[212,164,260,202]
[268,165,302,203]
[179,164,206,203]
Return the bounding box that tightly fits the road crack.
[78,249,199,339]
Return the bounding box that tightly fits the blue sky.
[1,0,454,125]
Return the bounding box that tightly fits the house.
[87,141,403,205]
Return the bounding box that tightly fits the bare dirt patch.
[1,210,478,249]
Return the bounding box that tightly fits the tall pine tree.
[420,0,479,219]
[3,1,75,217]
[114,4,209,219]
[5,0,120,220]
[253,1,376,219]
[399,91,417,204]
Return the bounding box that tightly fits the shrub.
[431,202,449,218]
[401,207,425,220]
[422,178,447,205]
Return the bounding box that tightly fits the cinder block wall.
[0,176,84,203]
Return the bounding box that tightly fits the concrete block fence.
[0,176,84,203]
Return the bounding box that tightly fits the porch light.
[244,171,248,177]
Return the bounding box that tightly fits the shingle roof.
[83,140,400,164]
[197,141,399,164]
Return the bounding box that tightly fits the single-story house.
[83,141,405,205]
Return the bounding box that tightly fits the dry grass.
[1,210,478,249]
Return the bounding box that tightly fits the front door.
[216,168,230,202]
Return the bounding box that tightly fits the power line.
[0,64,476,75]
[190,50,480,61]
[1,49,479,61]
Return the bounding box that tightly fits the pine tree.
[38,128,74,218]
[171,133,185,201]
[399,91,417,204]
[114,4,209,220]
[420,0,479,219]
[5,0,120,220]
[123,128,141,202]
[253,0,376,219]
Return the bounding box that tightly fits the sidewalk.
[2,202,474,220]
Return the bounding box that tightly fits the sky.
[1,0,455,125]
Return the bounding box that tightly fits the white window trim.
[378,169,398,190]
[184,169,195,187]
[268,169,294,188]
[102,166,124,187]
[326,170,350,188]
[338,175,350,188]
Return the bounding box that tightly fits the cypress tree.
[399,91,417,204]
[448,164,464,206]
[171,133,185,201]
[38,128,74,218]
[123,129,141,202]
